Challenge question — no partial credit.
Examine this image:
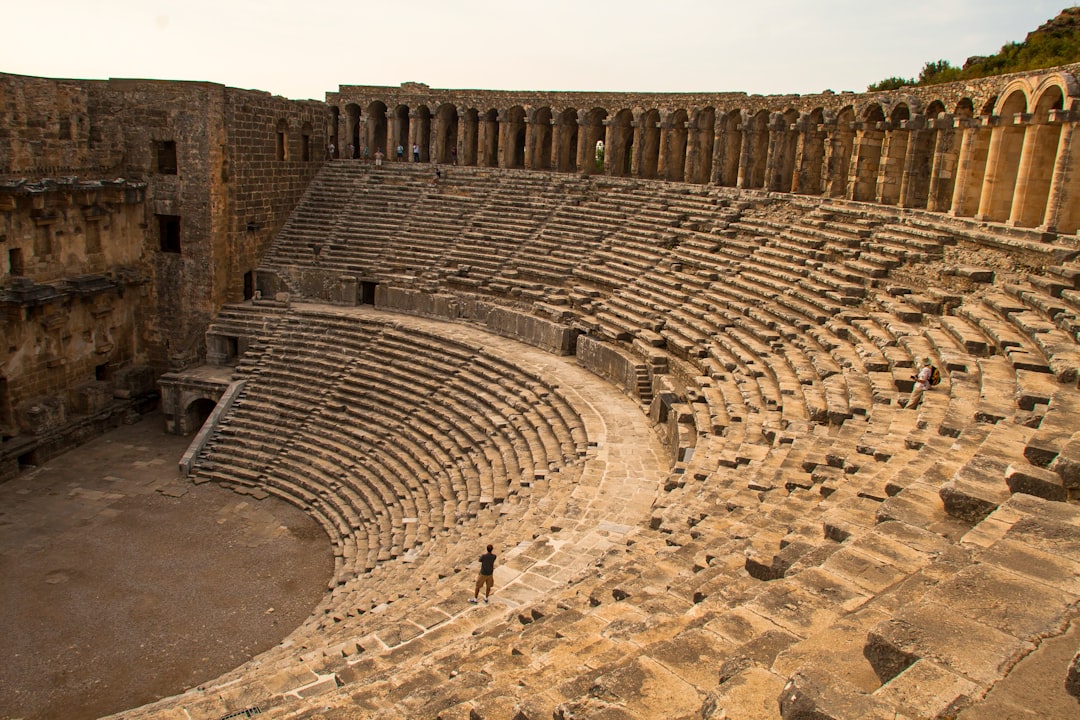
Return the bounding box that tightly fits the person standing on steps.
[412,143,420,162]
[374,148,384,166]
[469,544,497,603]
[904,357,934,410]
[396,144,404,161]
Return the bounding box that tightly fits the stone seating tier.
[121,164,1080,720]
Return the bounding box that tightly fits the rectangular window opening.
[157,215,181,253]
[156,140,178,174]
[9,248,24,275]
[302,134,311,162]
[276,132,286,161]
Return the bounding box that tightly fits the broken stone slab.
[921,563,1073,641]
[1066,648,1080,700]
[864,604,1035,686]
[778,670,911,720]
[1048,432,1080,490]
[871,659,978,720]
[1005,462,1067,501]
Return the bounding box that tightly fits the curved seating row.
[118,164,1080,720]
[192,305,588,593]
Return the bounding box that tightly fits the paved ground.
[0,413,332,720]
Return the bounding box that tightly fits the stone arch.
[365,101,388,158]
[503,106,526,169]
[639,109,661,179]
[663,109,689,181]
[954,98,974,119]
[687,107,715,184]
[480,108,499,167]
[977,87,1028,222]
[461,108,480,166]
[275,118,289,161]
[717,109,742,187]
[580,108,607,174]
[183,397,217,437]
[878,103,911,205]
[796,108,826,195]
[435,104,459,164]
[413,105,432,162]
[300,121,314,162]
[555,108,578,172]
[329,105,340,158]
[530,106,554,170]
[393,105,410,159]
[1011,80,1067,227]
[608,109,634,177]
[344,103,361,157]
[771,108,800,192]
[740,109,769,189]
[849,103,885,201]
[826,106,856,197]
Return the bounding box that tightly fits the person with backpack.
[904,356,938,409]
[469,544,497,604]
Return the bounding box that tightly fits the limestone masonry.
[2,65,1080,719]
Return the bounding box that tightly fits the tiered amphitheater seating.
[122,164,1080,720]
[193,303,588,583]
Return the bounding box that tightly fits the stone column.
[820,120,840,196]
[790,115,810,194]
[524,113,537,170]
[926,115,959,213]
[657,118,674,180]
[875,123,907,205]
[631,119,646,177]
[763,113,786,191]
[976,114,1028,222]
[497,109,510,169]
[949,120,991,217]
[847,122,886,201]
[711,120,728,185]
[736,120,756,189]
[1009,118,1061,227]
[896,115,926,207]
[1039,112,1077,233]
[602,119,615,175]
[576,110,591,174]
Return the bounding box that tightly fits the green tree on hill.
[867,7,1080,91]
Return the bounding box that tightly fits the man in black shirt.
[469,545,497,603]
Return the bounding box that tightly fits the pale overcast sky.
[1,1,1074,100]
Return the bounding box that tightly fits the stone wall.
[328,63,1080,233]
[0,73,327,476]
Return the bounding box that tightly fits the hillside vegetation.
[868,7,1080,91]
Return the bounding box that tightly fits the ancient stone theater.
[3,56,1080,719]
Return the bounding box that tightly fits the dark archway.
[850,104,885,201]
[344,103,361,157]
[665,109,689,181]
[184,398,217,436]
[414,105,432,162]
[365,101,388,158]
[609,109,634,177]
[556,108,579,172]
[435,104,459,164]
[717,109,742,186]
[504,106,526,168]
[531,107,553,170]
[689,107,715,184]
[393,105,410,160]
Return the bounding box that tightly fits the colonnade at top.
[331,70,1080,234]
